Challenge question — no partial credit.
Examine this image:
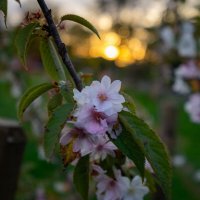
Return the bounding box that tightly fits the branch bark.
[37,0,82,91]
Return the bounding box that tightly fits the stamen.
[98,93,108,102]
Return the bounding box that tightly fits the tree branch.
[37,0,82,91]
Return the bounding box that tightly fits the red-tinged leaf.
[60,140,79,167]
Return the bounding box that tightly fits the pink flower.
[95,168,129,200]
[175,60,200,79]
[74,104,117,135]
[90,136,117,161]
[60,128,96,156]
[73,75,125,116]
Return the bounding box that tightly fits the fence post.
[153,100,177,200]
[0,118,26,200]
[160,100,177,155]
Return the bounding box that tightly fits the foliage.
[61,14,100,39]
[0,1,172,200]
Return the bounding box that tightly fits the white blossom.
[172,154,186,167]
[178,22,197,58]
[60,128,96,156]
[90,136,117,161]
[123,176,149,200]
[95,168,129,200]
[172,78,190,94]
[73,75,125,116]
[185,93,200,123]
[160,26,175,50]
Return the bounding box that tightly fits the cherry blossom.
[93,166,149,200]
[90,136,117,161]
[95,168,129,200]
[123,176,149,200]
[160,26,175,50]
[178,22,197,58]
[172,78,190,94]
[60,128,96,156]
[185,93,200,123]
[73,75,125,116]
[175,60,200,79]
[74,104,117,135]
[60,128,117,159]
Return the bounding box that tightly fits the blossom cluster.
[60,75,125,160]
[172,60,200,123]
[159,21,200,123]
[93,165,149,200]
[60,75,149,200]
[160,22,197,58]
[172,60,200,95]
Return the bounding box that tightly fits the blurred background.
[1,0,200,199]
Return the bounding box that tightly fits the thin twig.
[37,0,82,91]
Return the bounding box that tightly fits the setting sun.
[103,45,119,60]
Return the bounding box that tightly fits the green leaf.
[61,14,100,39]
[15,23,38,69]
[73,155,90,200]
[59,81,74,104]
[122,91,136,114]
[111,126,145,178]
[18,83,53,120]
[0,0,7,24]
[44,103,73,159]
[47,93,63,115]
[119,111,171,199]
[40,37,67,81]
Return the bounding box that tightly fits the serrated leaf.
[111,126,145,178]
[0,0,7,25]
[119,111,171,199]
[18,83,53,120]
[15,23,38,69]
[40,37,67,81]
[73,155,89,200]
[61,14,100,39]
[44,103,73,159]
[47,93,63,115]
[122,91,136,114]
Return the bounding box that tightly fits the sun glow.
[103,45,119,60]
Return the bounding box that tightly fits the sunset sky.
[0,0,199,28]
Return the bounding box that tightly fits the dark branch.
[37,0,82,91]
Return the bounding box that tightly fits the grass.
[1,80,200,199]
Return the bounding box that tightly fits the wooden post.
[0,118,26,200]
[160,100,177,155]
